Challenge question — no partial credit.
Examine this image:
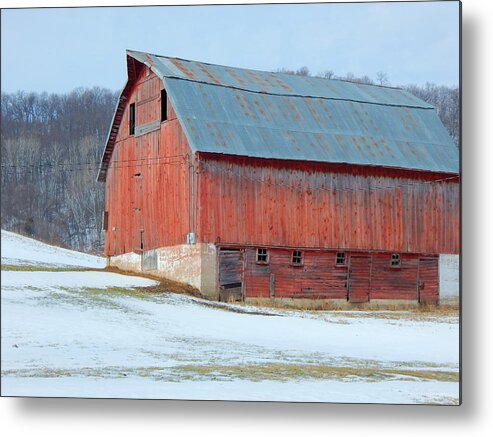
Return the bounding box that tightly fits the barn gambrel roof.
[97,50,459,182]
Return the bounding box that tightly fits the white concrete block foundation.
[439,254,460,299]
[107,243,218,299]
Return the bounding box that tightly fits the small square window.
[256,248,268,264]
[292,250,303,265]
[335,252,346,266]
[391,254,401,267]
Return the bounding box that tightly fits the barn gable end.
[103,64,193,258]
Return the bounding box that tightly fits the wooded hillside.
[1,88,118,252]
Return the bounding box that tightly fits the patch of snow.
[0,232,459,403]
[0,377,459,404]
[1,269,459,403]
[1,270,157,289]
[1,230,106,268]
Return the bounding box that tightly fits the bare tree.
[376,71,390,86]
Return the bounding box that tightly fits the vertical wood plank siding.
[198,154,459,254]
[236,247,439,302]
[243,248,348,299]
[418,257,439,304]
[104,68,189,256]
[348,256,372,303]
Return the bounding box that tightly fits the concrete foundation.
[107,243,218,299]
[107,252,142,272]
[439,254,460,298]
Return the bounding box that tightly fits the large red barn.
[97,50,459,307]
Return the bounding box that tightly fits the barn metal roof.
[97,50,458,181]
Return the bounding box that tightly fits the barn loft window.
[292,250,303,265]
[256,248,268,264]
[129,103,136,135]
[335,252,346,266]
[391,254,401,267]
[161,89,168,122]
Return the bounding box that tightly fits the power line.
[0,153,186,169]
[0,159,185,175]
[1,155,459,194]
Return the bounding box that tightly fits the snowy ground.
[1,230,105,268]
[1,231,459,404]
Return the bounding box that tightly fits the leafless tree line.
[1,74,458,253]
[1,87,118,252]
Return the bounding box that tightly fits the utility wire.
[0,153,186,169]
[1,155,459,194]
[0,160,185,175]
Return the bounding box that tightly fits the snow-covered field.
[1,231,459,404]
[1,230,106,268]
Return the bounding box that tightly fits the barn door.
[417,257,439,304]
[348,255,372,303]
[131,173,143,253]
[218,248,244,302]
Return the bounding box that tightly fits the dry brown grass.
[172,363,459,383]
[101,266,202,296]
[3,363,458,384]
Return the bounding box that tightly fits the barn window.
[391,254,401,267]
[161,89,168,122]
[292,250,303,265]
[256,248,268,264]
[335,252,346,266]
[129,103,136,135]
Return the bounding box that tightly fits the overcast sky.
[1,1,459,93]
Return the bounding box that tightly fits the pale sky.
[1,1,460,93]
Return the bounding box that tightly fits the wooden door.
[418,257,439,304]
[348,255,372,303]
[218,248,244,302]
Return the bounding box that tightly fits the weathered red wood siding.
[370,254,419,300]
[198,154,459,255]
[236,247,438,303]
[104,68,190,256]
[417,257,439,304]
[243,248,348,299]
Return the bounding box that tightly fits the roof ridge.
[126,49,433,109]
[162,75,433,110]
[133,49,403,92]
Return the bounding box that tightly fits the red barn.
[97,50,459,307]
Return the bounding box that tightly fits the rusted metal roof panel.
[99,50,458,176]
[164,76,458,173]
[128,50,433,108]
